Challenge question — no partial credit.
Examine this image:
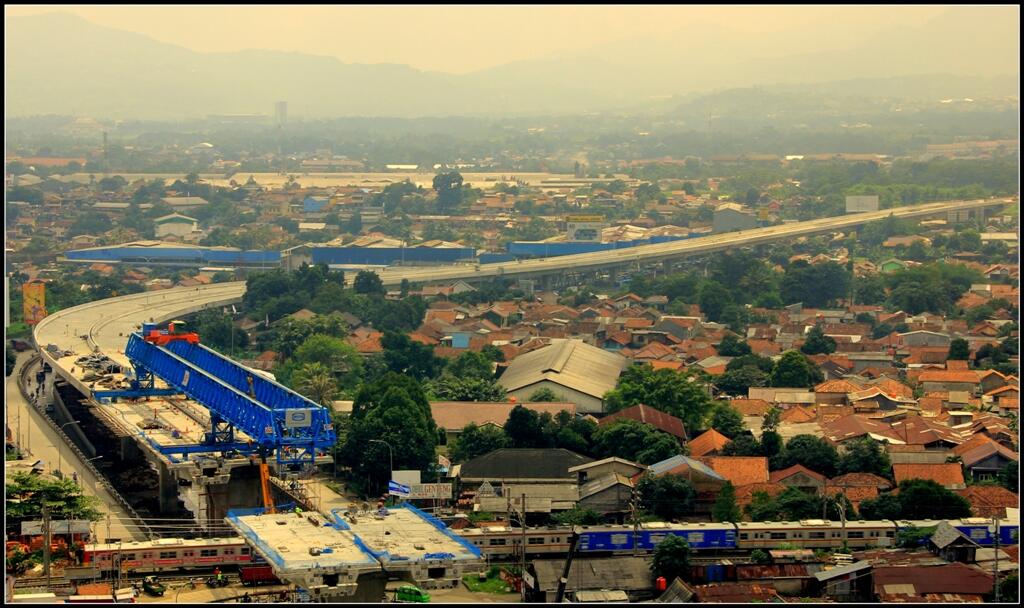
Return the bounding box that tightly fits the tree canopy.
[651,535,690,582]
[770,351,824,388]
[605,365,714,436]
[637,474,696,521]
[448,423,510,463]
[859,479,971,520]
[592,418,681,465]
[772,434,839,477]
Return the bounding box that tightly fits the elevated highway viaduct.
[29,197,1009,529]
[372,197,1011,288]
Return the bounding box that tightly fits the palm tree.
[293,362,337,407]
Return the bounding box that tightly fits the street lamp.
[57,420,81,476]
[368,439,393,496]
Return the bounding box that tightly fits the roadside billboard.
[565,214,606,242]
[22,281,47,325]
[408,483,453,500]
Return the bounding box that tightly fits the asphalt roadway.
[5,352,147,542]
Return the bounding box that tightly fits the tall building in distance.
[274,101,288,127]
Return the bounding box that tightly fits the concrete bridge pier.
[157,462,180,514]
[195,463,263,526]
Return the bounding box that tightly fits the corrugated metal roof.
[498,338,628,399]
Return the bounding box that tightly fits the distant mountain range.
[4,9,1018,119]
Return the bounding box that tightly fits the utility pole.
[520,493,527,603]
[42,505,52,589]
[991,518,1001,602]
[630,486,640,557]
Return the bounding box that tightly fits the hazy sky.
[5,4,954,74]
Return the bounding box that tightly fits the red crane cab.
[142,320,201,346]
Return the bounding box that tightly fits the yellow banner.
[565,215,605,223]
[22,281,47,325]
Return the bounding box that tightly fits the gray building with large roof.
[497,338,629,414]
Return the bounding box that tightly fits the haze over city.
[4,5,1020,118]
[3,4,1020,606]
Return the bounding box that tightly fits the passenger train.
[78,517,1019,575]
[457,517,1020,558]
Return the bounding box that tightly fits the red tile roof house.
[892,463,966,490]
[951,436,1019,482]
[687,429,731,459]
[600,404,688,442]
[917,370,981,395]
[702,456,770,487]
[826,472,893,511]
[954,485,1019,518]
[814,379,866,405]
[768,464,826,495]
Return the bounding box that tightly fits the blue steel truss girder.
[162,340,335,443]
[125,333,277,440]
[124,332,336,466]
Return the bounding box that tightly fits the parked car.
[393,585,430,603]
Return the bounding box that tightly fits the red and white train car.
[81,537,251,573]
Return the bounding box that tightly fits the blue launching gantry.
[120,321,336,467]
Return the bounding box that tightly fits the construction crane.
[122,322,337,470]
[553,526,581,603]
[258,448,275,514]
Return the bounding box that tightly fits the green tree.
[5,344,15,377]
[445,351,496,380]
[858,493,904,521]
[712,481,741,523]
[997,461,1018,493]
[722,434,763,457]
[781,261,850,308]
[1000,573,1018,603]
[717,334,751,357]
[294,334,362,386]
[948,338,970,361]
[592,418,681,465]
[343,374,437,495]
[503,405,548,449]
[800,324,837,355]
[862,479,971,520]
[604,365,714,437]
[448,423,510,463]
[291,362,338,406]
[746,491,781,520]
[775,487,825,520]
[715,366,769,396]
[895,524,937,548]
[353,270,385,296]
[528,387,559,402]
[760,431,783,458]
[709,404,746,439]
[837,437,892,478]
[553,506,604,526]
[761,406,782,433]
[773,434,839,477]
[770,351,824,388]
[381,331,444,381]
[637,474,696,521]
[651,535,690,582]
[698,281,733,322]
[5,472,103,522]
[425,375,506,402]
[433,171,465,213]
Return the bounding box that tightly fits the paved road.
[5,353,147,543]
